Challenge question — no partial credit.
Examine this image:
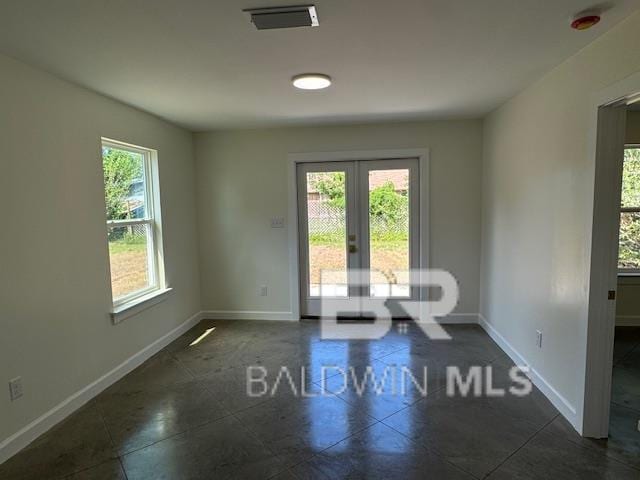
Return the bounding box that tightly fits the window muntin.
[102,139,163,305]
[619,146,640,272]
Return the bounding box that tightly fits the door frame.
[581,71,640,438]
[287,148,430,321]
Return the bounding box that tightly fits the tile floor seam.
[384,397,556,480]
[166,348,203,380]
[374,346,411,364]
[95,371,239,457]
[117,408,286,477]
[117,457,130,480]
[610,399,640,415]
[602,454,640,472]
[481,413,561,479]
[60,403,123,479]
[94,400,118,449]
[615,343,640,364]
[558,434,640,474]
[225,409,311,477]
[600,450,640,472]
[553,417,640,472]
[362,383,449,423]
[378,413,482,480]
[372,345,414,360]
[195,370,276,414]
[115,409,236,458]
[54,458,117,480]
[224,382,384,469]
[275,419,385,473]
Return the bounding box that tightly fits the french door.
[297,158,420,318]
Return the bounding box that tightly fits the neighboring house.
[126,178,145,218]
[307,171,408,200]
[368,170,408,193]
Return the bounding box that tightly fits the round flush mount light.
[571,13,601,30]
[292,73,332,90]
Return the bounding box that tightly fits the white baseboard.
[437,313,479,324]
[201,311,478,323]
[202,310,296,321]
[0,310,204,465]
[478,314,578,428]
[616,315,640,326]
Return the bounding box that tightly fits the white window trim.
[102,138,167,322]
[618,145,640,276]
[111,287,173,324]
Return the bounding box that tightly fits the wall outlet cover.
[9,377,23,401]
[270,217,285,228]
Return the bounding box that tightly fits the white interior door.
[297,158,420,318]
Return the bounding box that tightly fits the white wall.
[617,276,640,325]
[480,11,640,428]
[627,109,640,142]
[0,54,201,445]
[195,121,483,318]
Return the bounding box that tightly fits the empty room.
[1,1,640,479]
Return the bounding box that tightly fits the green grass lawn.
[308,238,409,285]
[108,239,148,298]
[109,240,146,255]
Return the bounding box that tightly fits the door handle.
[349,244,358,253]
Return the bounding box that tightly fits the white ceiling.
[0,1,638,131]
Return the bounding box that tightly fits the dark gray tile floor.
[1,320,639,479]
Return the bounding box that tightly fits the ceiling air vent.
[244,5,319,30]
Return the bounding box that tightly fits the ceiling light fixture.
[292,74,332,90]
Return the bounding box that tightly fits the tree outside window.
[619,147,640,271]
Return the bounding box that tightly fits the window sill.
[111,287,173,324]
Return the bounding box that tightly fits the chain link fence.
[308,200,408,241]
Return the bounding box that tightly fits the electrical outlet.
[259,285,268,297]
[270,217,285,228]
[536,330,543,349]
[9,377,23,401]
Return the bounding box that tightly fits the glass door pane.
[368,168,411,297]
[306,171,348,297]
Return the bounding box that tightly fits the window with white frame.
[619,145,640,273]
[102,139,165,306]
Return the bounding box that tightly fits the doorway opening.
[584,84,640,441]
[606,126,640,450]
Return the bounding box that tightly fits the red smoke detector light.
[571,15,601,30]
